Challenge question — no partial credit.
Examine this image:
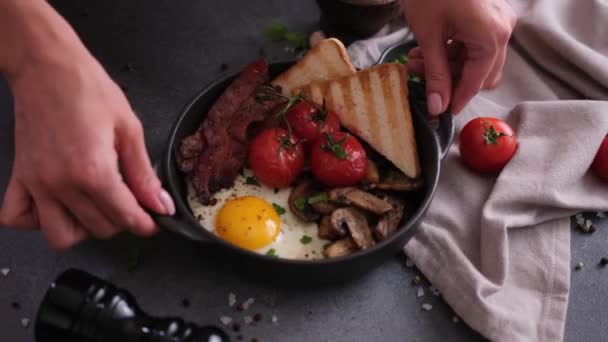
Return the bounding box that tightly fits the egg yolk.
[215,196,280,251]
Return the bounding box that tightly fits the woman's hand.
[0,0,174,249]
[402,0,516,115]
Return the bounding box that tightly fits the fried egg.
[187,169,328,260]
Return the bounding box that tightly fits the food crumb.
[219,316,233,326]
[411,275,421,286]
[1,268,10,276]
[21,318,30,328]
[11,302,20,310]
[575,262,584,270]
[241,298,255,310]
[228,293,237,307]
[429,286,441,296]
[181,298,191,308]
[421,303,433,311]
[417,287,424,298]
[253,313,263,322]
[271,314,278,323]
[244,316,254,325]
[232,323,241,332]
[452,315,460,323]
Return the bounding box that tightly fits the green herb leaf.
[295,197,307,211]
[300,235,313,245]
[245,176,261,186]
[263,22,289,41]
[307,192,328,205]
[408,74,423,83]
[272,203,286,215]
[285,31,309,51]
[394,54,409,64]
[266,248,278,257]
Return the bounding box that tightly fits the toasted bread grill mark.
[379,66,399,162]
[348,75,366,138]
[362,72,383,155]
[329,82,345,122]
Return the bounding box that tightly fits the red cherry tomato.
[286,101,340,149]
[459,117,518,173]
[248,128,305,188]
[592,136,608,182]
[310,131,367,187]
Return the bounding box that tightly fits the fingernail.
[427,92,443,116]
[159,189,176,216]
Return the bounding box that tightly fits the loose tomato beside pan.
[592,135,608,182]
[459,117,518,173]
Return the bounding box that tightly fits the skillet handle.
[435,111,455,160]
[149,161,211,243]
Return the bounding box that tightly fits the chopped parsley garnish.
[266,248,278,257]
[245,176,261,186]
[307,192,328,205]
[300,235,313,245]
[272,203,286,215]
[295,197,307,211]
[394,54,409,64]
[263,21,309,51]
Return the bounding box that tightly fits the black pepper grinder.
[34,269,229,342]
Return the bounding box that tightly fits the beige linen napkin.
[346,0,608,341]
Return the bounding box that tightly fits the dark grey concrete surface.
[0,1,606,341]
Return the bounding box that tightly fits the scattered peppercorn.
[232,323,241,332]
[411,275,421,285]
[121,63,135,72]
[220,63,229,72]
[600,257,608,267]
[181,298,191,308]
[575,262,584,270]
[209,198,218,206]
[253,313,262,322]
[11,301,20,310]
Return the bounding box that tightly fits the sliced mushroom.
[372,170,424,192]
[329,188,392,215]
[311,201,340,215]
[362,158,380,184]
[323,237,358,258]
[373,197,405,241]
[317,215,347,241]
[288,179,320,222]
[330,207,375,249]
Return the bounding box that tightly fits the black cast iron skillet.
[153,41,454,283]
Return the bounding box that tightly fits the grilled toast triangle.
[296,63,421,179]
[272,38,356,95]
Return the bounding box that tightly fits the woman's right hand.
[402,0,517,115]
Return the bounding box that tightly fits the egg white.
[187,169,329,260]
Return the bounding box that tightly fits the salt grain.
[405,258,415,268]
[421,303,433,311]
[21,318,30,328]
[228,293,237,307]
[219,316,233,326]
[1,268,9,276]
[417,287,424,297]
[244,316,254,325]
[272,315,278,323]
[242,298,255,310]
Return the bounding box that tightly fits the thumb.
[117,118,175,216]
[419,38,452,116]
[0,177,39,229]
